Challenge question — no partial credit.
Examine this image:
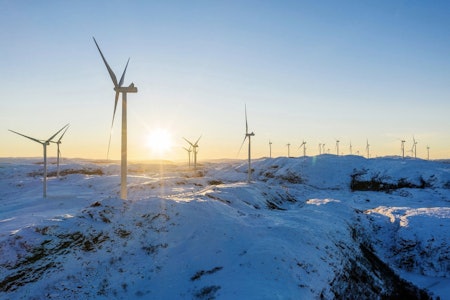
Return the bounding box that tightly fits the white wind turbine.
[9,124,69,198]
[427,145,430,160]
[50,124,70,179]
[93,37,138,200]
[400,139,406,159]
[298,140,306,158]
[238,105,255,183]
[183,136,201,169]
[335,138,340,156]
[349,141,353,155]
[412,136,418,158]
[183,146,192,168]
[318,143,322,155]
[286,143,291,157]
[366,139,370,158]
[269,140,272,158]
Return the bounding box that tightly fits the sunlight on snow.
[365,206,450,227]
[306,198,341,206]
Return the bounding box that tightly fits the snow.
[0,155,449,299]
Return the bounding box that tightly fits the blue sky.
[1,1,449,160]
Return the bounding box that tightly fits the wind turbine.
[322,143,326,155]
[286,143,291,157]
[9,124,69,198]
[412,136,418,158]
[318,143,322,155]
[335,139,340,156]
[238,105,255,183]
[269,140,272,158]
[183,146,192,167]
[400,140,406,159]
[366,139,370,158]
[349,141,353,155]
[93,37,138,200]
[299,140,306,158]
[49,124,70,179]
[427,145,430,160]
[183,136,201,169]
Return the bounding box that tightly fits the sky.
[1,0,449,161]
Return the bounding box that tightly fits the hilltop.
[0,155,449,299]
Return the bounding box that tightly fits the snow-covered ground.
[0,155,449,299]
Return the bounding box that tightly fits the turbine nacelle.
[114,84,138,93]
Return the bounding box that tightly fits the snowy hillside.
[0,156,449,299]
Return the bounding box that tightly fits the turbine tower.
[183,136,201,169]
[318,143,322,155]
[9,124,69,198]
[50,124,70,179]
[366,139,370,158]
[412,136,418,158]
[269,140,272,158]
[286,143,291,157]
[93,37,138,200]
[299,140,306,158]
[335,139,340,156]
[427,145,430,160]
[401,140,406,159]
[349,141,353,155]
[238,105,255,183]
[183,146,192,167]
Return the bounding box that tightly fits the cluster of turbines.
[268,137,429,160]
[7,38,433,199]
[8,124,70,197]
[9,37,135,199]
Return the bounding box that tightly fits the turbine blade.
[118,58,130,87]
[183,137,194,147]
[237,136,247,157]
[245,104,248,134]
[112,91,119,128]
[106,92,119,160]
[93,37,118,87]
[9,130,43,144]
[57,124,70,143]
[46,123,70,143]
[194,135,202,146]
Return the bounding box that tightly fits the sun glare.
[147,129,173,156]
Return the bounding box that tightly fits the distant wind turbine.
[238,105,255,183]
[366,139,370,158]
[183,136,201,169]
[400,140,406,159]
[299,140,306,158]
[50,124,70,179]
[427,145,430,160]
[9,124,69,198]
[286,143,291,157]
[93,37,138,200]
[335,139,340,156]
[349,141,353,155]
[269,140,272,158]
[412,136,418,158]
[183,146,192,167]
[318,143,322,155]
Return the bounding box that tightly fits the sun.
[147,128,173,156]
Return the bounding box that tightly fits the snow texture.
[0,155,449,299]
